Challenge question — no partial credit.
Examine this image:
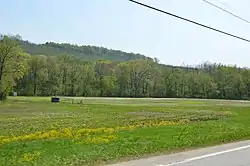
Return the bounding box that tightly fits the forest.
[1,35,250,100]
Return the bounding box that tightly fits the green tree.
[126,59,155,97]
[29,55,47,96]
[0,36,29,100]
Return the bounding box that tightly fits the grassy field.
[1,97,250,166]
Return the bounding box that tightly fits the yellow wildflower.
[85,135,118,144]
[23,151,41,162]
[103,128,115,133]
[0,119,183,145]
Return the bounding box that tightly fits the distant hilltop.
[16,38,150,62]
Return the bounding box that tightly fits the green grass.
[1,97,250,166]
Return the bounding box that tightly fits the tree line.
[1,36,250,100]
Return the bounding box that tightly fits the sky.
[1,0,250,67]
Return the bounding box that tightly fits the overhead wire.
[128,0,250,43]
[201,0,250,24]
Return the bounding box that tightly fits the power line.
[128,0,250,43]
[201,0,250,24]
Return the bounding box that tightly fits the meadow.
[1,97,250,166]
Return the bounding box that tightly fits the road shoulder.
[106,140,250,166]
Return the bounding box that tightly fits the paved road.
[107,140,250,166]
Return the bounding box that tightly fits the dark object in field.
[51,97,60,103]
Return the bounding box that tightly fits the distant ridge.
[17,39,150,62]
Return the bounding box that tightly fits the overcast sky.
[1,0,250,67]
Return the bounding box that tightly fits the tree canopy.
[1,35,250,100]
[0,36,29,100]
[14,54,250,100]
[17,39,149,62]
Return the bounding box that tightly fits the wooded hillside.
[17,39,148,61]
[1,35,250,100]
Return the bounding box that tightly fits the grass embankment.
[0,97,250,166]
